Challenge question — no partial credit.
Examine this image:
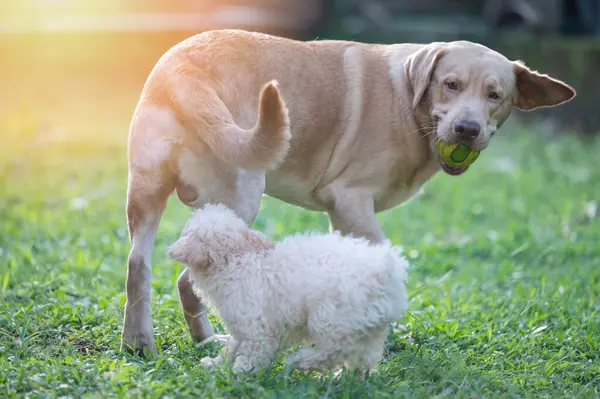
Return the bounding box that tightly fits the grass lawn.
[1,35,599,398]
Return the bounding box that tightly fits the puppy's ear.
[405,43,445,110]
[241,230,275,253]
[513,61,576,111]
[167,234,206,266]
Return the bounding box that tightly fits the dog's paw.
[120,331,157,357]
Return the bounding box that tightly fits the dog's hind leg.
[177,268,219,343]
[121,106,178,355]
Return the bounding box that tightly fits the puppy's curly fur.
[168,204,409,374]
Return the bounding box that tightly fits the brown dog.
[121,29,575,354]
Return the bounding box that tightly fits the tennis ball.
[437,141,480,168]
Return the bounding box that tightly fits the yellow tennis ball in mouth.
[437,141,481,168]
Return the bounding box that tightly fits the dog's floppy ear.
[167,234,207,266]
[405,43,445,110]
[513,61,576,111]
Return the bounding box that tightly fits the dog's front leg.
[322,187,384,243]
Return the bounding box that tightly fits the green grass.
[1,98,600,398]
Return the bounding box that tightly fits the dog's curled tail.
[201,80,291,170]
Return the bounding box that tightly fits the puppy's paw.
[198,334,231,346]
[286,348,331,372]
[231,358,257,374]
[354,368,371,381]
[231,353,268,374]
[213,334,231,345]
[200,356,222,370]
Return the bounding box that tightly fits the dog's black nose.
[454,120,481,140]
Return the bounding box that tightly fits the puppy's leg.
[200,337,239,370]
[302,299,389,372]
[286,347,338,371]
[224,338,241,363]
[230,338,279,374]
[346,326,387,374]
[320,187,384,242]
[200,355,222,370]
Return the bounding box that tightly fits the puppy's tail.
[384,246,410,315]
[195,80,291,170]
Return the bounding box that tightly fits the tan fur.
[178,79,290,171]
[121,29,576,354]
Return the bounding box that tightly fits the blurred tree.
[562,0,600,35]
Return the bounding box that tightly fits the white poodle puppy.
[167,204,409,374]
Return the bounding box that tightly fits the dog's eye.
[488,91,500,100]
[446,82,458,91]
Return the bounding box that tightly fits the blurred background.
[1,0,599,142]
